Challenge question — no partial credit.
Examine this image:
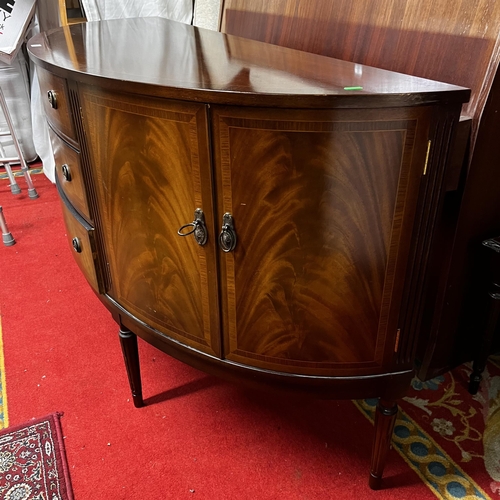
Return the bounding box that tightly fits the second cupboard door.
[80,86,220,356]
[212,106,431,376]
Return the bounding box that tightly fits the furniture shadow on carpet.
[143,374,222,405]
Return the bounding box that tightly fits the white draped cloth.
[29,2,58,182]
[81,0,193,23]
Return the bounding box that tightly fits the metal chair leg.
[0,142,21,195]
[0,206,15,246]
[0,86,38,199]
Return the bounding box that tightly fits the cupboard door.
[212,106,431,375]
[80,86,220,356]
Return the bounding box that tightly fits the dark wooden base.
[117,320,400,487]
[468,371,482,395]
[468,238,500,395]
[468,288,500,394]
[369,399,398,489]
[118,325,144,408]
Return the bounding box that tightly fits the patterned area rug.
[0,167,43,180]
[0,413,74,500]
[357,355,500,499]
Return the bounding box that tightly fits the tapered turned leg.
[118,326,144,408]
[0,207,15,246]
[369,399,398,490]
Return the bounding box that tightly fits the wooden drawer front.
[59,196,102,294]
[37,67,76,143]
[50,129,90,221]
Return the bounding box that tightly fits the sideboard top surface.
[28,17,469,108]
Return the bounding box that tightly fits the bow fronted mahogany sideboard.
[28,18,469,489]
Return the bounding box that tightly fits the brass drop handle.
[219,213,237,253]
[61,164,71,181]
[72,237,82,253]
[177,208,208,246]
[47,90,57,109]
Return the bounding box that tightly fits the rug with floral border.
[356,355,500,500]
[0,413,74,500]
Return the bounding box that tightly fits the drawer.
[59,189,103,294]
[37,67,77,144]
[50,128,91,221]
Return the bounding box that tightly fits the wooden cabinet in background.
[28,18,469,489]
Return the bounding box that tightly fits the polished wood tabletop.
[28,17,469,108]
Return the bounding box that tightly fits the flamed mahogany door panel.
[212,107,430,376]
[80,86,220,356]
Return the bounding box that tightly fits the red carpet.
[0,172,492,499]
[0,412,74,499]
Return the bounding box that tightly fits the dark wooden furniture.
[28,18,469,489]
[468,236,500,394]
[220,0,500,381]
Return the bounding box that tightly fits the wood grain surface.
[220,0,500,380]
[50,128,90,221]
[221,0,491,121]
[36,67,77,145]
[58,189,101,294]
[31,19,470,486]
[213,106,429,375]
[27,18,468,111]
[80,86,220,356]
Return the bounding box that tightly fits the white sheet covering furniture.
[0,50,36,164]
[81,0,193,24]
